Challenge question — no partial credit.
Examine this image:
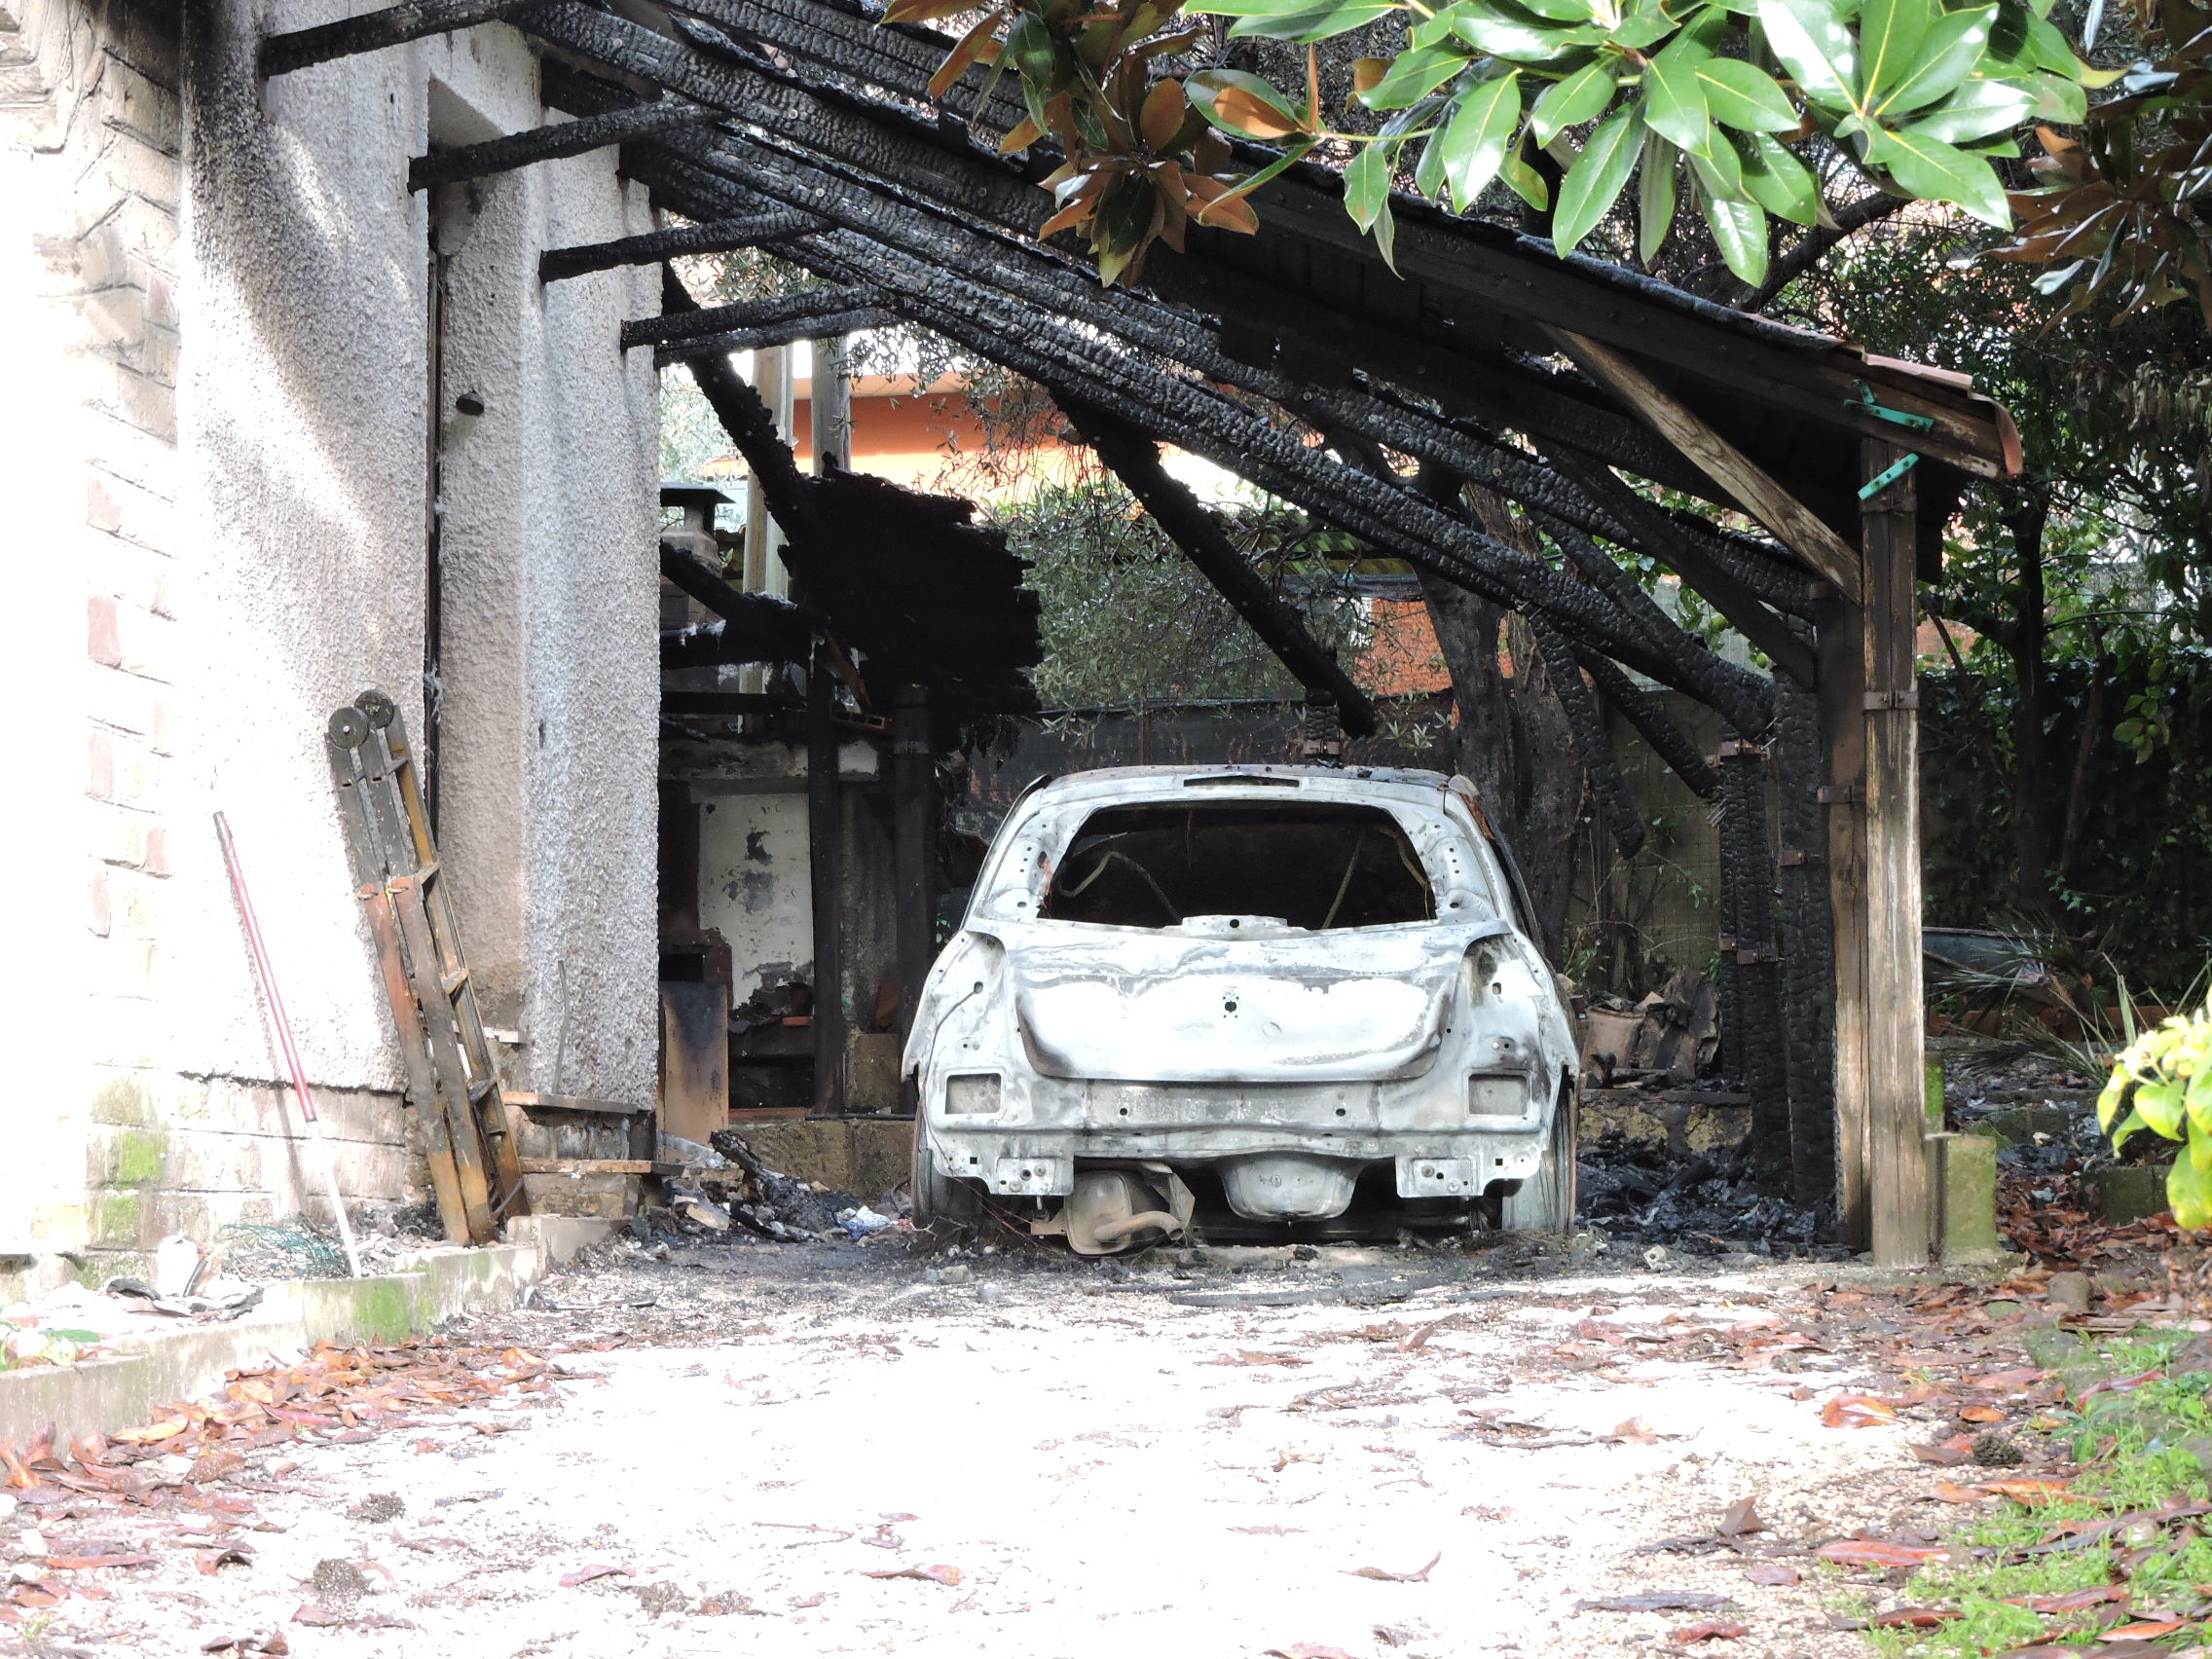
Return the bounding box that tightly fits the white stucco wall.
[6,0,662,1271]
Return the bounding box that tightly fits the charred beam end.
[1060,395,1380,741]
[409,102,715,193]
[622,284,890,350]
[659,544,814,661]
[261,0,532,76]
[541,210,830,282]
[651,306,901,368]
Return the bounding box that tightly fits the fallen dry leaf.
[1579,1592,1733,1612]
[195,1546,254,1574]
[1742,1562,1799,1587]
[1348,1552,1440,1583]
[2004,1584,2130,1613]
[861,1564,963,1585]
[1834,1606,1965,1629]
[1672,1621,1749,1642]
[1814,1538,1952,1568]
[2106,1618,2190,1638]
[559,1564,632,1587]
[1716,1495,1763,1536]
[1611,1418,1662,1444]
[1823,1393,1900,1428]
[43,1554,157,1571]
[1265,1647,1357,1659]
[1965,1368,2047,1390]
[1213,1352,1309,1368]
[1960,1405,2008,1423]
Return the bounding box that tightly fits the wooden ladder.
[326,689,528,1244]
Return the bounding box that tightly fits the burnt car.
[904,765,1578,1251]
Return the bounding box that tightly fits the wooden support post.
[409,101,712,193]
[893,683,934,1055]
[807,643,846,1115]
[540,210,827,283]
[1862,436,1932,1265]
[261,0,532,77]
[810,334,852,472]
[1819,604,1870,1247]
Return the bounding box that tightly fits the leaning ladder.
[326,689,528,1244]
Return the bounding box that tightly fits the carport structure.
[264,0,2022,1266]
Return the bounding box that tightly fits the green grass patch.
[1864,1331,2212,1658]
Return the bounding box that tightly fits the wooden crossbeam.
[261,0,531,77]
[622,284,889,350]
[1538,443,1820,687]
[1548,328,1864,605]
[650,307,900,367]
[541,210,829,282]
[411,101,715,192]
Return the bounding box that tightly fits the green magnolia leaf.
[1869,3,1998,119]
[2193,1124,2212,1175]
[1755,0,1859,110]
[1517,0,1601,18]
[1642,39,1714,151]
[1697,57,1801,129]
[1345,138,1397,228]
[1529,55,1617,144]
[1191,0,1398,39]
[1413,129,1450,195]
[1687,119,1743,191]
[1696,177,1769,284]
[2171,1148,2212,1229]
[1637,128,1680,262]
[2024,68,2086,122]
[1451,0,1609,60]
[1739,130,1824,223]
[1610,0,1678,47]
[1552,104,1642,250]
[1857,0,1936,109]
[1441,70,1524,208]
[1865,121,2011,224]
[1411,1,1473,48]
[2111,1105,2151,1152]
[1907,75,2034,140]
[2138,1076,2188,1137]
[1498,136,1552,207]
[1361,42,1475,108]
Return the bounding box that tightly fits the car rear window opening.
[1039,803,1436,931]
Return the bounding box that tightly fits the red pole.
[214,812,361,1275]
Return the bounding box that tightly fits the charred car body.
[904,766,1578,1251]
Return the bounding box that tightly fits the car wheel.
[1501,1082,1577,1237]
[910,1106,981,1228]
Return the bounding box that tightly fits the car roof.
[1013,764,1464,812]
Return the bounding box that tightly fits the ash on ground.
[1576,1133,1834,1259]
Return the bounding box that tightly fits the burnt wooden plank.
[410,101,714,192]
[650,306,901,366]
[262,0,532,76]
[622,283,889,349]
[541,210,828,281]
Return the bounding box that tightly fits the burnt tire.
[1500,1083,1577,1237]
[910,1107,982,1228]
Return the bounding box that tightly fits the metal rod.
[213,812,364,1278]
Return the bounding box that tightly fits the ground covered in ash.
[0,1230,2123,1659]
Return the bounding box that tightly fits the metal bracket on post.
[1848,384,1933,499]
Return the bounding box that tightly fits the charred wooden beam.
[616,139,1777,729]
[262,0,531,76]
[1527,611,1645,859]
[622,284,890,350]
[409,101,714,192]
[526,0,2013,483]
[1059,396,1380,740]
[659,544,814,661]
[624,135,1776,731]
[651,308,901,368]
[541,210,829,282]
[1573,647,1721,801]
[1536,445,1819,688]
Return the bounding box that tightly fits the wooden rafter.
[261,0,532,77]
[541,210,829,282]
[409,101,714,192]
[1550,328,1865,605]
